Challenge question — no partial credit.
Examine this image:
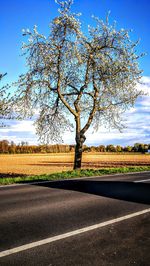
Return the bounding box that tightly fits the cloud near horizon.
[0,76,150,146]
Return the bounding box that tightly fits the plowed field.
[0,153,150,177]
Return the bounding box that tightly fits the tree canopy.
[0,73,8,126]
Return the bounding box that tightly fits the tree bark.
[74,133,86,170]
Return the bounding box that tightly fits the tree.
[98,145,106,152]
[7,0,143,169]
[0,72,10,126]
[116,145,122,152]
[0,73,7,114]
[124,145,133,152]
[133,143,143,152]
[0,73,7,81]
[0,139,9,153]
[106,144,116,152]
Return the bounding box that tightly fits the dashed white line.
[0,208,150,258]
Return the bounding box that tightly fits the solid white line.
[0,208,150,258]
[134,179,150,183]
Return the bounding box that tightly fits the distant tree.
[0,140,9,153]
[133,143,148,153]
[21,141,25,146]
[116,145,122,152]
[144,144,148,153]
[8,141,16,154]
[124,145,133,152]
[133,143,140,152]
[6,0,143,169]
[106,144,116,152]
[138,144,145,153]
[133,143,145,152]
[98,145,106,152]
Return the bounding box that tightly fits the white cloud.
[138,96,150,107]
[0,76,150,146]
[136,76,150,95]
[141,76,150,84]
[0,120,37,144]
[0,120,36,133]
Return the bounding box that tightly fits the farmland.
[0,153,150,177]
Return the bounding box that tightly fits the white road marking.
[0,208,150,258]
[134,179,150,183]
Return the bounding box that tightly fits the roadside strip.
[0,208,150,258]
[0,171,150,188]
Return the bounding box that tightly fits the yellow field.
[0,153,150,177]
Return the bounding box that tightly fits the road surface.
[0,171,150,265]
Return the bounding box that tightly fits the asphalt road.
[0,171,150,265]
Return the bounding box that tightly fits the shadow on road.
[35,179,150,205]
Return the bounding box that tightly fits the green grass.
[0,166,150,185]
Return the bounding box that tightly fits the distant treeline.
[0,140,150,154]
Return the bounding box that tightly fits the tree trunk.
[73,133,86,170]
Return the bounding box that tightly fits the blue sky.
[0,0,150,146]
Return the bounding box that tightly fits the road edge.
[0,170,150,188]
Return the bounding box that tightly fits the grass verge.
[0,166,150,185]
